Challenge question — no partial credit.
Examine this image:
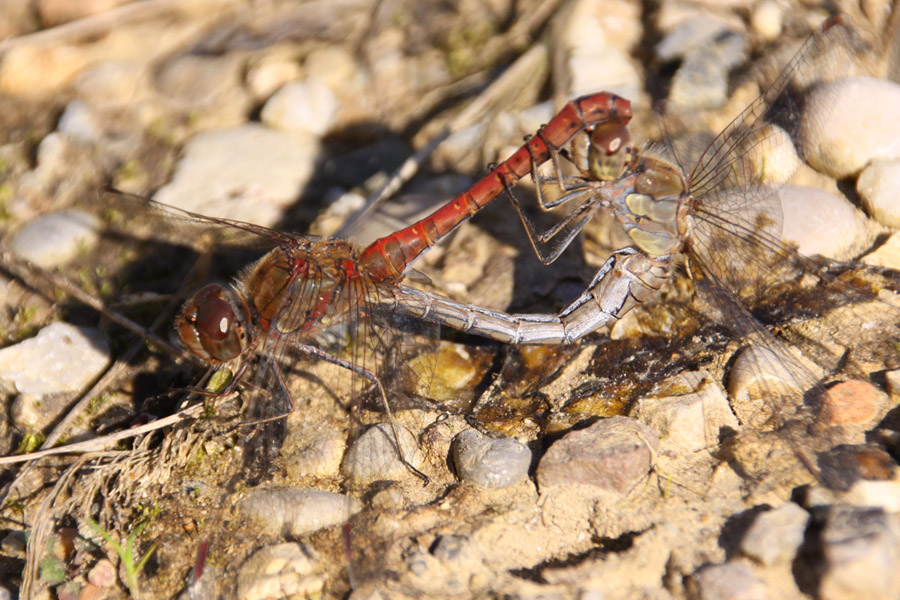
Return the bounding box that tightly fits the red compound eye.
[176,284,245,363]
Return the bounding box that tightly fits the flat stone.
[452,429,531,489]
[801,77,900,178]
[857,158,900,228]
[740,502,809,566]
[153,124,318,227]
[11,209,101,268]
[240,488,361,536]
[536,416,658,494]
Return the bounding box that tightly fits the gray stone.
[153,124,318,227]
[57,99,104,144]
[240,488,361,536]
[801,77,900,178]
[537,416,658,494]
[452,429,531,489]
[669,32,746,110]
[819,506,900,600]
[740,502,809,566]
[341,422,423,484]
[857,158,900,228]
[11,209,101,268]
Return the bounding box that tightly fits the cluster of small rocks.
[2,0,900,599]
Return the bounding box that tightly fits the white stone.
[261,78,338,136]
[153,124,318,227]
[0,322,110,398]
[452,429,531,489]
[801,77,900,178]
[779,185,871,260]
[11,209,101,268]
[857,158,900,228]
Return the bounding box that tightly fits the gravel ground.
[1,0,900,598]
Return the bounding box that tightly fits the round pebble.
[451,429,531,489]
[750,0,783,41]
[87,559,116,588]
[740,503,809,566]
[857,158,900,228]
[536,416,659,494]
[669,32,746,110]
[11,209,101,268]
[341,422,423,484]
[779,185,871,260]
[261,78,338,136]
[818,380,889,429]
[236,543,323,600]
[239,488,361,536]
[801,76,900,178]
[152,124,318,227]
[632,370,738,453]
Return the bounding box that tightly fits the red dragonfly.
[159,93,635,483]
[358,14,900,486]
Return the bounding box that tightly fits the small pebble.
[779,185,871,260]
[536,416,659,494]
[341,422,423,484]
[818,506,900,600]
[818,380,889,429]
[669,32,745,110]
[237,543,323,600]
[740,502,809,566]
[155,53,249,127]
[692,562,769,600]
[11,209,101,268]
[261,78,338,136]
[245,51,302,100]
[240,488,361,536]
[452,429,531,489]
[801,76,900,178]
[87,559,116,588]
[857,158,900,228]
[153,124,318,227]
[632,370,738,453]
[0,323,110,429]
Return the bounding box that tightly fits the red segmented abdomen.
[359,92,632,281]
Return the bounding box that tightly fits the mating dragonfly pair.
[169,14,897,486]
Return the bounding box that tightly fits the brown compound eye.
[588,121,631,181]
[176,284,245,363]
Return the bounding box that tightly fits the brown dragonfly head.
[176,283,249,364]
[588,120,633,182]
